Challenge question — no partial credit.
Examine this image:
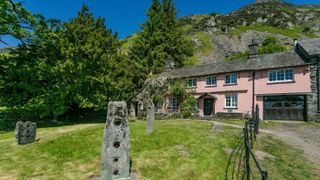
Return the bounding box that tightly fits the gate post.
[101,101,132,180]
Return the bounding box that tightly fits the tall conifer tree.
[130,0,193,73]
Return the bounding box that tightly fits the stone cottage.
[150,39,320,121]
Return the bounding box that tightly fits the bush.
[226,51,249,61]
[258,36,287,55]
[180,95,197,118]
[168,80,187,101]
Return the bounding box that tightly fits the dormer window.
[225,74,237,85]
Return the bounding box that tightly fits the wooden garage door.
[264,95,305,121]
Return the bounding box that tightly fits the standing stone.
[146,100,154,134]
[102,101,131,180]
[15,121,37,145]
[128,103,136,117]
[211,123,223,132]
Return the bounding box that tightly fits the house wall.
[191,71,253,117]
[187,66,312,119]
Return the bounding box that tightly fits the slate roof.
[163,50,308,78]
[297,39,320,57]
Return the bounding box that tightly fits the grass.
[0,120,318,179]
[230,24,319,39]
[120,35,137,54]
[255,134,318,179]
[194,31,213,56]
[184,31,213,66]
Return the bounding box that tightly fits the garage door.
[263,95,306,121]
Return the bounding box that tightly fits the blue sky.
[2,0,320,48]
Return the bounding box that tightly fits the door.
[263,95,306,121]
[204,98,214,116]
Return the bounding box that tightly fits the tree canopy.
[0,5,145,123]
[0,0,36,44]
[129,0,193,73]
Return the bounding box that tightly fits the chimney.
[164,57,175,71]
[248,39,259,58]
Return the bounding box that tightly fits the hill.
[122,1,320,65]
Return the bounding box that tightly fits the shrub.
[258,36,287,55]
[180,95,197,118]
[168,80,187,101]
[226,51,249,61]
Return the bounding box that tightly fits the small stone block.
[15,121,37,145]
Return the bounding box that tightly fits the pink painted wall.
[255,67,311,95]
[185,66,312,119]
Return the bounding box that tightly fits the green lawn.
[0,120,318,179]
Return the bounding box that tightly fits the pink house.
[157,39,320,121]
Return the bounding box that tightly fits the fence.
[225,105,268,180]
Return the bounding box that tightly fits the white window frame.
[186,79,197,88]
[225,74,237,85]
[268,69,294,83]
[206,76,217,87]
[225,95,238,109]
[168,97,178,108]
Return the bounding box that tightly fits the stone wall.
[307,61,320,121]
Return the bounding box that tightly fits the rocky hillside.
[123,1,320,65]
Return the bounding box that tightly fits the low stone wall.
[215,112,244,119]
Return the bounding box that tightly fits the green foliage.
[262,36,278,46]
[226,51,249,61]
[0,5,145,125]
[258,36,287,55]
[180,95,197,118]
[168,80,187,102]
[0,0,36,44]
[129,0,193,73]
[231,24,318,38]
[194,31,212,56]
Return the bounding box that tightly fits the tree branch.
[7,0,17,12]
[0,38,9,45]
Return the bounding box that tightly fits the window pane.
[232,95,238,107]
[277,70,285,81]
[226,96,231,107]
[169,98,178,107]
[285,69,293,80]
[206,77,211,85]
[269,71,276,81]
[231,74,237,84]
[206,77,216,86]
[193,79,197,87]
[225,75,230,84]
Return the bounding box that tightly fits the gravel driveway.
[262,123,320,165]
[214,121,320,165]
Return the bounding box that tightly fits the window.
[225,74,237,85]
[225,95,238,108]
[206,76,217,86]
[168,98,178,108]
[268,69,293,82]
[186,79,197,88]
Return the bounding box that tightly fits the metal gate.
[263,95,306,121]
